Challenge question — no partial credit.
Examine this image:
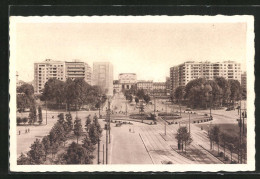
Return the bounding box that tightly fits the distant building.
[165,77,171,96]
[170,61,242,93]
[113,80,121,93]
[34,59,92,94]
[137,80,153,94]
[65,60,92,85]
[152,82,166,97]
[241,71,247,91]
[93,62,114,96]
[16,72,26,87]
[118,73,137,90]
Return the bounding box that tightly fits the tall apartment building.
[137,80,153,94]
[34,59,92,94]
[93,62,114,96]
[65,60,92,85]
[241,72,247,91]
[118,73,137,90]
[170,61,242,93]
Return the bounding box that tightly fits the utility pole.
[239,99,242,163]
[153,92,156,116]
[189,113,191,134]
[106,99,110,164]
[166,103,167,115]
[109,99,111,144]
[97,139,100,164]
[125,102,127,116]
[103,144,105,164]
[165,122,166,135]
[45,100,47,125]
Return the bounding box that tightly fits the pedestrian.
[25,129,27,133]
[28,128,30,133]
[18,131,20,135]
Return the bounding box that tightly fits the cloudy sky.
[15,21,247,82]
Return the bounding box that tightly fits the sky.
[15,22,247,82]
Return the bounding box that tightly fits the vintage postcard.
[9,15,255,172]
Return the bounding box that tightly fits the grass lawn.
[195,123,247,138]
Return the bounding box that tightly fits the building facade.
[137,80,153,94]
[165,77,171,96]
[170,61,242,93]
[65,60,92,85]
[113,80,121,93]
[152,82,167,97]
[34,59,92,94]
[118,73,137,90]
[241,71,247,92]
[93,62,114,96]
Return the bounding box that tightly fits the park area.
[16,92,247,165]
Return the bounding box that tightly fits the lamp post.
[45,100,47,125]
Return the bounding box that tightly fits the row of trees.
[208,126,247,163]
[124,89,151,104]
[175,126,192,153]
[17,106,43,126]
[17,113,103,164]
[41,78,106,111]
[173,77,245,109]
[17,83,35,113]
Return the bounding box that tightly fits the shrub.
[219,151,224,157]
[22,117,28,125]
[231,160,237,164]
[224,156,229,161]
[17,117,22,125]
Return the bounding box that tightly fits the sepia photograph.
[9,15,255,172]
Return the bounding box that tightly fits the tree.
[220,132,228,157]
[214,77,230,105]
[88,123,100,145]
[136,89,146,100]
[27,138,45,164]
[74,117,83,144]
[228,79,242,105]
[29,105,37,124]
[209,126,220,153]
[135,97,139,104]
[41,78,65,109]
[65,113,73,133]
[226,134,238,162]
[85,115,92,132]
[82,133,95,153]
[63,142,93,164]
[174,86,185,116]
[38,106,43,125]
[41,136,51,160]
[17,153,31,165]
[58,113,65,124]
[17,117,22,125]
[143,94,150,104]
[175,127,192,153]
[22,117,28,125]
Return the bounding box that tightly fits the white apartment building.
[34,59,92,94]
[65,60,92,85]
[93,62,114,96]
[170,61,242,93]
[241,71,247,91]
[118,73,137,90]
